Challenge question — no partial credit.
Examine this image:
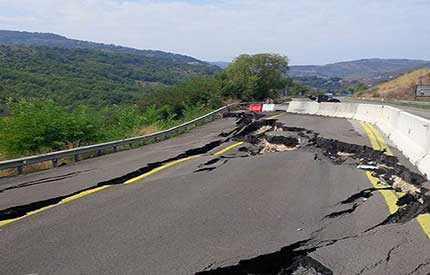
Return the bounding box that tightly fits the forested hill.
[0,30,205,63]
[0,44,219,107]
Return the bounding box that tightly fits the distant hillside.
[0,44,218,107]
[289,59,430,84]
[355,68,430,100]
[293,76,360,95]
[210,61,231,69]
[0,30,212,64]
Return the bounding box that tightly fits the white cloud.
[0,0,429,64]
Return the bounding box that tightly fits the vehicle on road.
[308,94,340,103]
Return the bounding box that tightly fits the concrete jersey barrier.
[353,104,383,124]
[389,112,430,165]
[333,103,359,119]
[262,104,276,112]
[316,102,339,117]
[378,106,402,137]
[284,101,430,179]
[287,101,320,114]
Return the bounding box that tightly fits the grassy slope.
[355,68,430,100]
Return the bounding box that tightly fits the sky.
[0,0,429,65]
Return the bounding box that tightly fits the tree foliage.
[0,45,218,108]
[137,76,223,119]
[219,54,289,101]
[348,82,368,94]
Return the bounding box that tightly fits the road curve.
[1,112,429,275]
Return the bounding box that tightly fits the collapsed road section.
[194,112,430,275]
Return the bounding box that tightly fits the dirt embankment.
[355,68,430,100]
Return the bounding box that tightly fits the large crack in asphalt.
[340,187,393,204]
[0,140,228,221]
[196,239,333,275]
[195,112,430,275]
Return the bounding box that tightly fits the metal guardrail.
[0,103,249,176]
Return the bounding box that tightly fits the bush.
[0,99,104,157]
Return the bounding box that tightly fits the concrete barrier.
[377,106,402,137]
[275,104,289,111]
[316,103,339,117]
[262,104,276,112]
[249,103,263,112]
[388,112,430,165]
[353,104,383,124]
[287,101,320,115]
[333,103,359,119]
[417,154,430,179]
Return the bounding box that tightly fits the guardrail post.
[74,154,80,162]
[96,150,102,156]
[113,146,117,152]
[17,163,24,175]
[52,159,58,167]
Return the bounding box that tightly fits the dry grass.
[356,68,430,100]
[223,98,242,105]
[0,168,17,177]
[132,125,162,136]
[0,161,54,177]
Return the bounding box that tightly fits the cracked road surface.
[1,112,430,275]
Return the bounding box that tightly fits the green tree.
[284,77,312,96]
[137,76,223,119]
[348,82,368,95]
[219,54,289,101]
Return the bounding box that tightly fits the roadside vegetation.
[0,53,300,160]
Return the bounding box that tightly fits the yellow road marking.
[417,214,430,239]
[360,121,430,239]
[0,185,111,228]
[124,155,202,184]
[214,142,244,156]
[1,141,246,228]
[366,123,393,156]
[265,113,286,120]
[365,172,399,214]
[359,121,381,150]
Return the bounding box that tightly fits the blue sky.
[0,0,429,65]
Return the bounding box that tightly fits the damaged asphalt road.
[1,112,430,275]
[195,112,430,275]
